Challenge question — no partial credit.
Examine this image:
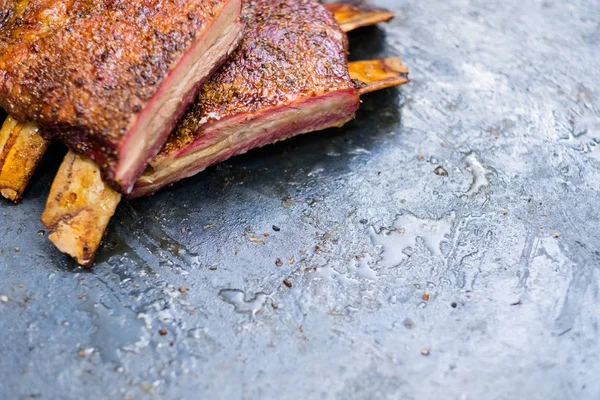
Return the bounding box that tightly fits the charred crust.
[351,78,368,91]
[0,0,235,191]
[162,0,354,155]
[0,122,19,172]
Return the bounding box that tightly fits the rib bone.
[41,152,121,266]
[0,117,48,202]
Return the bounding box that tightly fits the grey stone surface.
[1,0,599,398]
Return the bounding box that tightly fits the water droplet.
[78,287,146,363]
[218,289,268,316]
[463,153,491,196]
[370,213,454,267]
[403,318,415,329]
[347,255,378,281]
[187,327,208,339]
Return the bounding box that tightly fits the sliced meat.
[133,57,410,198]
[133,0,360,197]
[0,0,244,194]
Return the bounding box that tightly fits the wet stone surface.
[1,0,600,398]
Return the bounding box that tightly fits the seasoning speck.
[178,286,187,293]
[423,291,430,301]
[77,348,94,358]
[283,279,293,288]
[272,225,281,232]
[159,328,168,336]
[275,258,283,267]
[434,166,448,176]
[421,347,431,356]
[451,302,457,308]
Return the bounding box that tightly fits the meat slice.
[0,0,244,194]
[133,57,409,198]
[133,0,360,197]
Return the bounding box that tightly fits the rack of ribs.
[0,1,396,203]
[0,0,244,194]
[3,0,409,266]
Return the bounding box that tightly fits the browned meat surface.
[0,0,243,193]
[133,0,361,197]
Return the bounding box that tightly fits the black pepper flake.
[434,166,448,176]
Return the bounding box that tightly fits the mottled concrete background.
[1,0,599,398]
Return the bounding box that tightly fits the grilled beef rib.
[133,0,360,197]
[41,0,409,266]
[0,0,243,193]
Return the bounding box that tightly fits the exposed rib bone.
[348,57,410,95]
[41,151,121,266]
[324,2,395,32]
[0,117,49,202]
